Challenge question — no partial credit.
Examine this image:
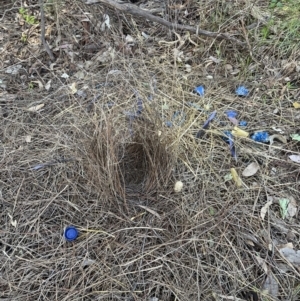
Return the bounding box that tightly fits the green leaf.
[19,7,26,15]
[279,198,289,219]
[224,173,233,182]
[209,207,216,215]
[290,134,300,141]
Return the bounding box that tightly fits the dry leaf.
[74,71,85,79]
[279,242,294,249]
[174,181,183,192]
[25,135,31,143]
[279,247,300,265]
[69,82,77,94]
[262,272,278,298]
[125,34,135,44]
[255,256,268,274]
[224,64,233,71]
[230,168,242,187]
[271,127,284,134]
[45,79,51,91]
[28,103,44,112]
[231,126,249,138]
[269,134,287,145]
[185,64,192,72]
[230,69,240,75]
[5,64,22,74]
[82,259,95,267]
[289,155,300,163]
[101,14,110,31]
[287,197,297,218]
[31,80,43,90]
[8,213,17,228]
[50,63,56,70]
[293,102,300,109]
[242,162,259,177]
[61,73,69,78]
[261,200,273,220]
[138,205,161,219]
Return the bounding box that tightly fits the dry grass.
[1,0,300,300]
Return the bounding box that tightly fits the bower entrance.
[89,119,175,203]
[119,121,174,196]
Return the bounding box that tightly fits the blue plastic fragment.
[172,111,186,126]
[202,110,217,129]
[235,86,249,96]
[223,131,237,159]
[251,131,270,143]
[196,111,217,138]
[187,102,203,111]
[194,85,205,96]
[239,120,247,127]
[64,226,78,242]
[136,99,143,115]
[31,164,46,171]
[223,130,233,144]
[226,110,238,118]
[165,121,173,127]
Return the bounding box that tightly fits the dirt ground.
[1,0,300,300]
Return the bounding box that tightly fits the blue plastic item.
[226,110,238,118]
[194,85,205,96]
[251,131,270,143]
[235,86,249,96]
[196,111,217,138]
[136,99,143,115]
[64,226,79,241]
[239,120,248,127]
[223,130,233,144]
[202,111,217,129]
[165,121,173,127]
[222,131,236,159]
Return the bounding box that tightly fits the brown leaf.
[242,162,260,177]
[260,200,273,220]
[28,104,44,112]
[262,272,278,298]
[269,134,287,145]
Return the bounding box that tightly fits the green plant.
[20,33,27,43]
[269,0,283,9]
[19,7,38,25]
[28,82,34,89]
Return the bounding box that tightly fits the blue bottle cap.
[64,226,78,241]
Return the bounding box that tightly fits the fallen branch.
[39,0,55,61]
[85,0,246,46]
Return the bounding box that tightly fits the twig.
[39,0,55,61]
[85,0,246,46]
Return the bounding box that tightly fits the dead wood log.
[85,0,246,46]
